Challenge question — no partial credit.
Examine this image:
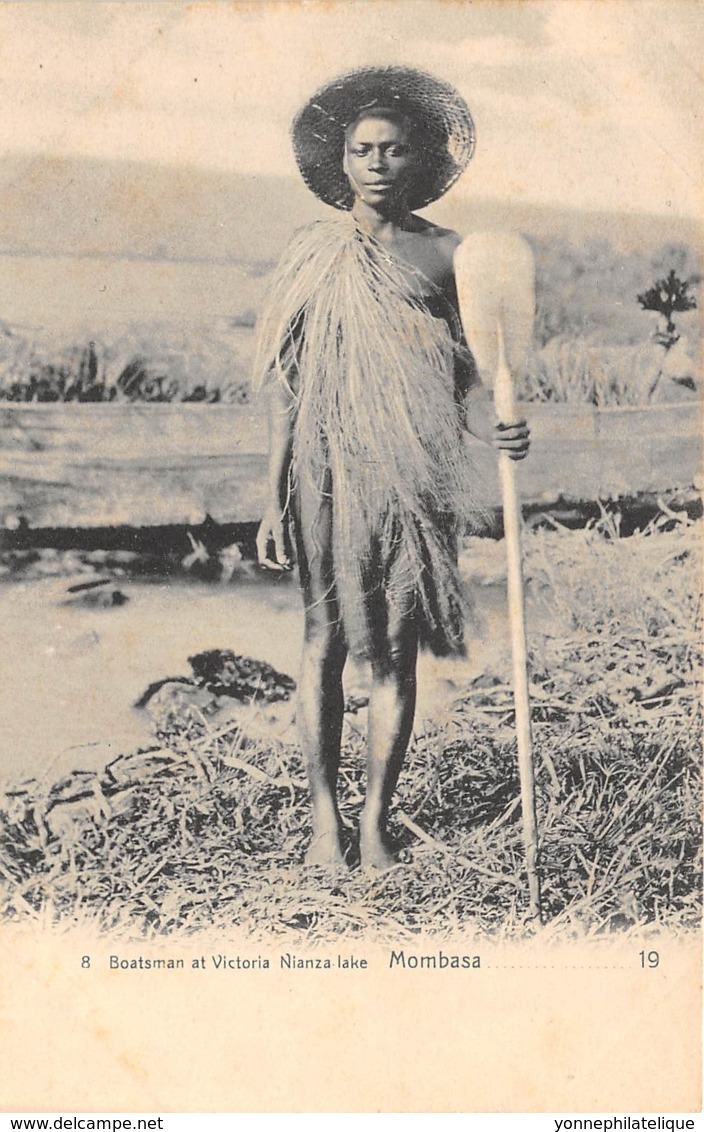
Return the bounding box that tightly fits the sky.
[0,0,701,219]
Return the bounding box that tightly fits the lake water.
[0,253,263,333]
[0,568,516,788]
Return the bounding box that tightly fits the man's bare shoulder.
[411,217,460,241]
[410,217,462,264]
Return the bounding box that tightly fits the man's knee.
[302,612,346,672]
[372,621,418,681]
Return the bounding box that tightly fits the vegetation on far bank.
[0,238,699,406]
[0,320,253,405]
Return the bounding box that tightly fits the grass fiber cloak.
[254,213,484,658]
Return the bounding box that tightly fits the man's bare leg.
[295,474,349,867]
[360,600,418,870]
[298,622,347,866]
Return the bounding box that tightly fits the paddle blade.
[454,231,536,393]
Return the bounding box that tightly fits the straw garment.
[254,213,484,658]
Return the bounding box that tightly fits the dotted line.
[487,965,631,970]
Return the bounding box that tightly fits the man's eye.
[352,147,370,156]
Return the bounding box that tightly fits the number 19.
[639,950,659,968]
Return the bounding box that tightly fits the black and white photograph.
[0,0,700,1114]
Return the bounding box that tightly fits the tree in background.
[638,269,697,348]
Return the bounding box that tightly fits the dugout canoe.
[0,400,700,529]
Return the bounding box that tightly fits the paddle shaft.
[494,327,541,920]
[454,232,541,921]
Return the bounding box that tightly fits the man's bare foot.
[305,828,348,868]
[359,823,400,871]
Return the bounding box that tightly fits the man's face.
[343,114,416,208]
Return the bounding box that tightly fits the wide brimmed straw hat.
[292,65,475,211]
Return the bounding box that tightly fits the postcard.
[0,0,701,1114]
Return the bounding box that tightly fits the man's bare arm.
[256,379,295,570]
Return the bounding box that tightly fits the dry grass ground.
[0,509,700,943]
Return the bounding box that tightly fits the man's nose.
[368,147,388,171]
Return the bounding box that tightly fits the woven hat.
[291,65,475,211]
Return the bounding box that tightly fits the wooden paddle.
[454,231,542,921]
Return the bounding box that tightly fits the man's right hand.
[256,507,292,572]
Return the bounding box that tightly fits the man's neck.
[351,198,414,240]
